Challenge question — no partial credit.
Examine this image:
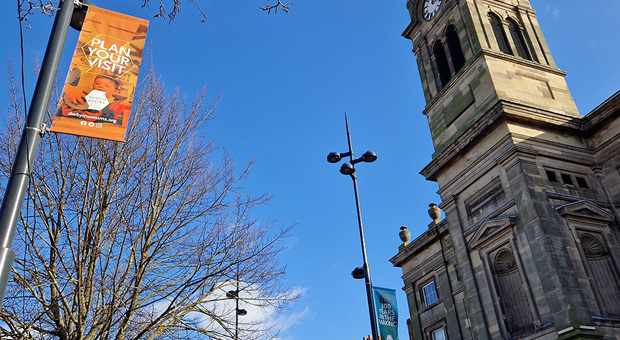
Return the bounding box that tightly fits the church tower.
[391,1,620,339]
[405,0,578,156]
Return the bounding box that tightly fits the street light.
[0,0,101,308]
[227,264,247,340]
[326,115,379,340]
[351,267,365,279]
[0,0,81,308]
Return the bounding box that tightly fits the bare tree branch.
[18,0,290,23]
[0,68,295,340]
[259,0,292,14]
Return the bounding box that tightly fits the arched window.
[493,248,534,336]
[488,13,511,55]
[507,19,531,60]
[433,40,451,87]
[446,25,465,73]
[581,234,620,315]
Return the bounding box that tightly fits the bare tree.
[19,0,292,22]
[0,69,295,340]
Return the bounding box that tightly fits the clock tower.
[392,1,620,340]
[404,0,579,156]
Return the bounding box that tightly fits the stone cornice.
[419,99,608,182]
[581,90,620,134]
[402,21,416,40]
[467,216,517,249]
[435,134,513,198]
[420,100,505,181]
[556,200,614,223]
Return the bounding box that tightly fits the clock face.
[423,0,442,21]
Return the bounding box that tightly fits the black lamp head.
[327,152,341,163]
[340,163,355,175]
[236,308,248,316]
[362,150,377,163]
[351,267,365,279]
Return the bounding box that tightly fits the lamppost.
[326,116,379,340]
[226,264,247,340]
[0,0,81,307]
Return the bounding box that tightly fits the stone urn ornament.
[399,226,411,247]
[428,203,441,223]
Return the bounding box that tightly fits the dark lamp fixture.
[352,267,365,279]
[340,163,355,175]
[327,151,352,163]
[236,308,248,316]
[327,152,341,163]
[362,151,377,163]
[226,290,238,299]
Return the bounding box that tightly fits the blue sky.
[2,1,620,339]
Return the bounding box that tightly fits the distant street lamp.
[227,264,247,339]
[326,115,379,340]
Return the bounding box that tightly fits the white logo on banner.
[85,90,109,110]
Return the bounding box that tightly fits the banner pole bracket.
[35,124,50,137]
[25,124,48,137]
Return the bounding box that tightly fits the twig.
[259,0,292,14]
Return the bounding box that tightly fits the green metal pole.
[0,0,75,306]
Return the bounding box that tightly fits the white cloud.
[544,6,560,18]
[240,286,309,331]
[272,305,311,332]
[190,284,310,339]
[138,282,310,339]
[273,336,296,340]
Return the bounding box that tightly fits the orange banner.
[51,6,148,141]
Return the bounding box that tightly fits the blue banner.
[373,286,399,340]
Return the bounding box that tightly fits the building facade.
[390,1,620,339]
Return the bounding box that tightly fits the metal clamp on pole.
[39,123,50,136]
